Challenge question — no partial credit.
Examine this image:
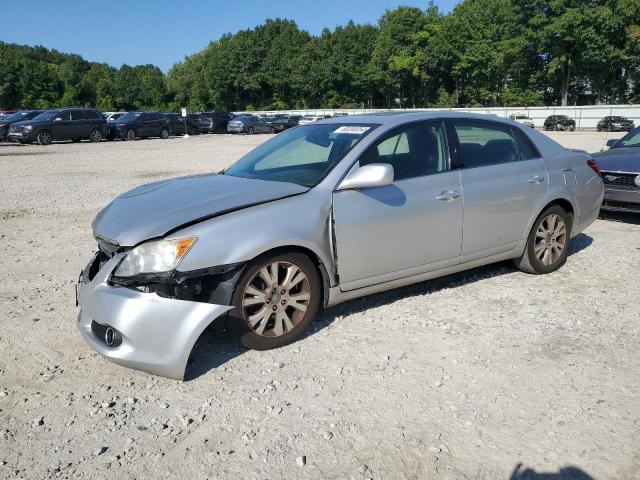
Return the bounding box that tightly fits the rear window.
[513,128,540,160]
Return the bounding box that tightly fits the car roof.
[315,111,522,128]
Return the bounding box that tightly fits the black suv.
[112,112,171,140]
[166,113,200,136]
[8,108,107,145]
[195,112,232,133]
[543,115,576,131]
[597,116,634,132]
[0,110,42,141]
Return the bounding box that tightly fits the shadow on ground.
[599,210,640,225]
[509,463,594,479]
[185,233,593,380]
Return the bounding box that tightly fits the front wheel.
[37,130,52,145]
[232,253,321,350]
[126,129,136,141]
[247,127,254,135]
[514,205,572,274]
[160,128,169,139]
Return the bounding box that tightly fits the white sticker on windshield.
[333,126,370,135]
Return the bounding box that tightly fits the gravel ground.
[0,130,638,480]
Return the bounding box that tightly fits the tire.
[247,127,254,135]
[160,128,169,139]
[597,126,601,132]
[89,128,102,143]
[514,205,572,275]
[608,124,613,132]
[126,129,136,141]
[231,252,321,350]
[189,127,199,135]
[554,123,562,131]
[37,130,52,145]
[269,126,276,134]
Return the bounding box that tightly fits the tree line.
[1,0,638,112]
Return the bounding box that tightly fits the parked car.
[77,112,603,379]
[298,115,329,125]
[195,112,232,133]
[166,113,200,136]
[111,112,170,141]
[544,115,576,131]
[509,113,535,128]
[227,115,272,134]
[0,110,42,140]
[593,127,640,212]
[268,115,300,133]
[8,108,107,145]
[596,116,634,132]
[104,112,128,140]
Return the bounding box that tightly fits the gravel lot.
[0,130,638,480]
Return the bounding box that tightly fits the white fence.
[245,105,640,130]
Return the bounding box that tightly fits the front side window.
[57,111,72,121]
[453,122,519,168]
[224,123,376,187]
[71,110,85,121]
[360,122,448,180]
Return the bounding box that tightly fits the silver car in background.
[76,112,603,379]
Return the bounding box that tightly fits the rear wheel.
[126,129,136,141]
[37,130,52,145]
[269,126,276,134]
[160,128,169,139]
[189,127,199,135]
[514,205,571,274]
[232,253,321,350]
[89,128,102,142]
[608,124,613,132]
[247,127,255,135]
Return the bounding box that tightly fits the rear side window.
[85,110,101,120]
[453,122,519,168]
[513,128,540,160]
[360,122,448,180]
[70,110,85,120]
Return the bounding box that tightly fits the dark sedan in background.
[195,112,232,133]
[0,110,42,140]
[544,115,576,131]
[166,113,200,136]
[227,115,272,134]
[112,112,170,140]
[268,115,300,133]
[593,127,640,213]
[597,116,634,132]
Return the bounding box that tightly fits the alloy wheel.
[241,261,311,338]
[534,214,567,266]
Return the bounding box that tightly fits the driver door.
[332,121,463,291]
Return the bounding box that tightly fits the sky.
[1,0,459,72]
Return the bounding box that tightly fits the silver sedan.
[77,112,604,379]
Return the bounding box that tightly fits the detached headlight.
[114,237,196,277]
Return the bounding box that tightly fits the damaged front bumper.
[76,253,232,380]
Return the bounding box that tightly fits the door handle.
[527,175,544,185]
[436,190,461,201]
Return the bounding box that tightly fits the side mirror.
[54,117,62,122]
[606,139,618,148]
[337,163,394,191]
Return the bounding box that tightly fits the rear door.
[70,110,88,138]
[448,120,548,261]
[333,121,463,290]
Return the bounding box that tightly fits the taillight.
[587,159,601,177]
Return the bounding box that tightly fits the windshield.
[32,110,61,121]
[615,128,640,148]
[556,115,569,120]
[224,123,376,187]
[115,112,141,122]
[611,117,629,122]
[3,111,33,122]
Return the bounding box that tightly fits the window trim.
[446,119,541,170]
[352,119,452,184]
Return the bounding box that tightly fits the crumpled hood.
[593,147,640,172]
[92,173,308,247]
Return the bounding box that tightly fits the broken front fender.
[76,253,232,380]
